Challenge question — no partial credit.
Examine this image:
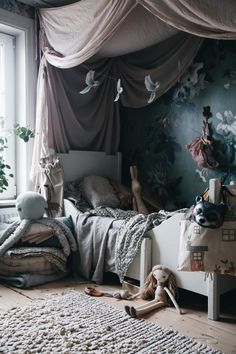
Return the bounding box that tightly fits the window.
[0,32,16,199]
[222,228,236,242]
[0,9,37,201]
[193,225,200,234]
[192,252,203,261]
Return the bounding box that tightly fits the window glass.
[0,32,16,199]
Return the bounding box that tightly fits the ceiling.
[19,0,77,7]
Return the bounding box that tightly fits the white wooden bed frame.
[59,150,152,289]
[148,178,236,320]
[59,151,235,320]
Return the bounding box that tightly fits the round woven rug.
[0,291,222,353]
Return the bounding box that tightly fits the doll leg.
[125,300,155,316]
[164,287,182,315]
[125,300,166,318]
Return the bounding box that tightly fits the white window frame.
[0,9,37,203]
[0,32,16,199]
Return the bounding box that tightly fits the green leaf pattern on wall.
[0,0,34,18]
[120,39,236,209]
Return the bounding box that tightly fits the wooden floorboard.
[0,278,236,353]
[0,284,32,311]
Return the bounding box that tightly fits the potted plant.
[0,118,35,193]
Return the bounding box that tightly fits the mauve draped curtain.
[30,0,236,188]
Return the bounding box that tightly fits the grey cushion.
[81,175,120,208]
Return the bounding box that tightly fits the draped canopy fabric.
[30,0,236,187]
[39,0,236,68]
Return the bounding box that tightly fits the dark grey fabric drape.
[43,32,203,155]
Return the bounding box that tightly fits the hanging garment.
[186,108,219,169]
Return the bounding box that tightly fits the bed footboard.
[149,207,236,320]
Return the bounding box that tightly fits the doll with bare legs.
[124,265,182,318]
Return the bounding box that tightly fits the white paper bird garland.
[144,74,160,104]
[79,70,160,104]
[79,70,100,94]
[114,79,123,102]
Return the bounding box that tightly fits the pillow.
[21,224,54,245]
[19,216,74,248]
[108,178,132,210]
[19,223,59,248]
[64,181,82,206]
[56,215,74,234]
[81,175,120,209]
[64,180,91,211]
[23,223,54,238]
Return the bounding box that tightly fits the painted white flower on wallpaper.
[173,62,206,102]
[216,110,236,136]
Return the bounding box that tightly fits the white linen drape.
[40,0,137,68]
[39,0,236,69]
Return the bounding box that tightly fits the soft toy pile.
[0,191,77,288]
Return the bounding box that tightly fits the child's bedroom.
[0,0,236,353]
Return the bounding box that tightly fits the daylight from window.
[0,32,16,199]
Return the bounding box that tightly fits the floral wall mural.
[0,0,34,18]
[120,39,236,210]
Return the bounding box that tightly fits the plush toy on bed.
[124,265,182,318]
[0,191,77,256]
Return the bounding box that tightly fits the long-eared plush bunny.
[124,265,182,318]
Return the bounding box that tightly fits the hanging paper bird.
[114,78,123,102]
[79,70,100,94]
[144,74,160,104]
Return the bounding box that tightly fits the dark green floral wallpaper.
[0,0,34,18]
[120,39,236,210]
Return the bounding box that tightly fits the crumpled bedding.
[0,246,67,274]
[74,207,187,284]
[0,269,69,288]
[0,218,77,257]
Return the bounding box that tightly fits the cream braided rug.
[0,291,222,354]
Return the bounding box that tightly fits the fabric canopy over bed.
[31,0,236,190]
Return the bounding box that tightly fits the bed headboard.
[58,150,122,182]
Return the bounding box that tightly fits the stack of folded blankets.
[0,216,77,288]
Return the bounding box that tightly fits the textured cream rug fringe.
[0,291,222,353]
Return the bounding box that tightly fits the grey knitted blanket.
[87,207,186,282]
[0,218,77,257]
